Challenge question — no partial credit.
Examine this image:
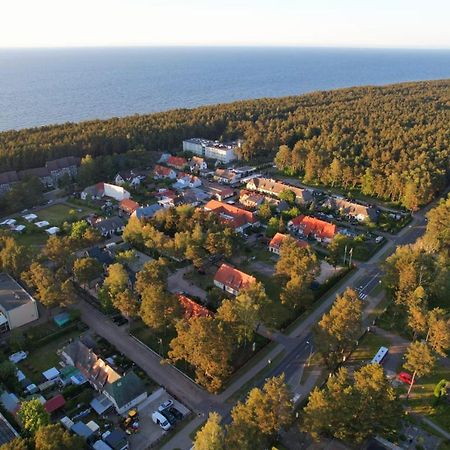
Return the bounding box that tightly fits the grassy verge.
[347,332,390,365]
[226,350,286,404]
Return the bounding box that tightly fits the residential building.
[322,197,379,222]
[204,199,259,233]
[62,340,147,414]
[232,166,257,177]
[157,153,171,164]
[172,172,202,190]
[268,233,309,255]
[239,190,265,208]
[288,215,337,243]
[85,247,114,269]
[183,138,240,163]
[81,183,131,202]
[214,168,240,185]
[0,273,39,332]
[18,167,54,187]
[155,189,181,208]
[131,204,163,221]
[103,372,147,415]
[202,182,234,201]
[92,217,125,238]
[213,263,256,296]
[114,170,143,187]
[246,177,313,204]
[119,199,140,215]
[45,156,80,184]
[178,294,212,320]
[189,156,207,172]
[180,188,209,207]
[153,165,176,180]
[0,171,19,196]
[167,156,187,170]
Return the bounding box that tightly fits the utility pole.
[343,245,348,265]
[348,247,353,267]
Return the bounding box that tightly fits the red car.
[398,372,413,385]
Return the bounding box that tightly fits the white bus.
[371,346,389,364]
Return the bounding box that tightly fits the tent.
[46,227,60,235]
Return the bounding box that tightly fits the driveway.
[167,266,207,301]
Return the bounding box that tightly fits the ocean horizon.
[1,46,449,132]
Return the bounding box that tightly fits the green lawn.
[17,325,83,384]
[36,203,92,224]
[348,332,390,365]
[400,363,450,432]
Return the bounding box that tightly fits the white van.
[152,411,171,431]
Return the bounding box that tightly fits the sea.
[0,47,449,132]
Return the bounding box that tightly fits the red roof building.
[204,200,259,233]
[178,294,212,320]
[213,263,256,296]
[167,156,187,170]
[288,215,336,243]
[119,199,140,215]
[268,232,309,255]
[154,165,176,179]
[44,394,65,414]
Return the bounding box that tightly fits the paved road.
[76,190,445,450]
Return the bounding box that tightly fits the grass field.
[36,203,93,224]
[348,332,390,365]
[400,363,450,432]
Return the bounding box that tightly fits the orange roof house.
[167,156,187,170]
[119,199,140,215]
[268,232,308,254]
[178,294,212,320]
[204,199,259,232]
[154,165,176,179]
[213,263,256,296]
[288,215,336,243]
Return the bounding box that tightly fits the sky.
[1,0,449,49]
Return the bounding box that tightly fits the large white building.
[183,138,240,163]
[0,273,39,332]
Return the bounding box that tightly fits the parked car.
[158,400,174,412]
[168,407,183,421]
[161,409,177,425]
[398,372,413,385]
[151,411,171,431]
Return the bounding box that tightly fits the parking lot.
[130,388,190,450]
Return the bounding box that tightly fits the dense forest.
[0,80,448,206]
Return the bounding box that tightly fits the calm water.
[0,47,449,131]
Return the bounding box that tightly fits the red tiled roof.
[178,294,212,320]
[269,233,309,250]
[167,156,187,168]
[155,189,177,199]
[290,215,336,240]
[154,165,174,177]
[214,263,256,292]
[44,394,65,413]
[119,199,140,213]
[204,200,257,229]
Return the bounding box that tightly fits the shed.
[42,367,60,381]
[93,440,113,450]
[71,422,95,440]
[44,394,65,414]
[104,429,128,450]
[60,416,74,430]
[87,420,100,433]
